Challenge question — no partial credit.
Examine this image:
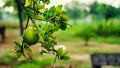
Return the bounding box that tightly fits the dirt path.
[70,54,90,61]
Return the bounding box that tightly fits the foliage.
[3,0,27,20]
[74,21,120,38]
[16,57,53,68]
[64,1,87,20]
[14,0,70,63]
[89,1,120,20]
[89,2,120,37]
[75,23,96,45]
[0,53,54,68]
[95,21,120,36]
[0,7,3,20]
[70,19,120,45]
[0,53,16,65]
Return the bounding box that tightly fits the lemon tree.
[14,0,70,63]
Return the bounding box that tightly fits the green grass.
[1,20,120,68]
[16,57,54,68]
[95,36,120,44]
[54,22,120,45]
[0,53,55,68]
[0,21,19,28]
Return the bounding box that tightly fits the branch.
[19,0,38,30]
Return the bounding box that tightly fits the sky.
[1,0,120,7]
[97,0,120,8]
[0,0,120,13]
[0,0,4,7]
[49,0,120,8]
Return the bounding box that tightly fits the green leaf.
[35,5,46,13]
[37,14,44,20]
[49,40,57,45]
[40,49,47,55]
[14,41,21,48]
[24,0,32,7]
[35,0,40,3]
[56,5,63,10]
[28,48,34,54]
[45,0,50,4]
[61,55,71,60]
[57,48,63,56]
[60,23,67,30]
[26,7,34,17]
[23,50,27,58]
[41,0,50,4]
[48,6,56,17]
[39,8,46,13]
[61,14,68,21]
[62,50,69,56]
[44,24,53,34]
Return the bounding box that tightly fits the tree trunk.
[104,18,108,38]
[84,37,89,46]
[15,0,24,35]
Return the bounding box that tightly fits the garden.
[0,0,120,68]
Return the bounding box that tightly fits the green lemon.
[23,27,39,45]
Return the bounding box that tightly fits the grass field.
[0,22,120,68]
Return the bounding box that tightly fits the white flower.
[54,44,66,51]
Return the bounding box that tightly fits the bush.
[95,21,120,37]
[16,57,54,68]
[75,23,97,45]
[73,20,120,45]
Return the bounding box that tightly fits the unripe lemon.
[23,27,39,45]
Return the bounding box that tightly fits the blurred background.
[0,0,120,68]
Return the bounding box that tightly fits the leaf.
[56,5,63,10]
[45,0,50,4]
[26,7,34,17]
[61,14,68,21]
[14,41,21,48]
[61,55,71,60]
[35,0,40,3]
[42,0,50,4]
[24,0,32,7]
[47,6,56,18]
[28,48,35,54]
[62,50,69,56]
[35,5,46,13]
[40,49,47,55]
[38,14,44,20]
[23,50,27,59]
[57,48,63,56]
[60,23,67,30]
[45,24,52,32]
[50,40,57,45]
[39,8,46,13]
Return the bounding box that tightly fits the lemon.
[23,27,39,45]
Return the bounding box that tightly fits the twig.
[25,16,29,29]
[19,0,38,30]
[51,55,57,68]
